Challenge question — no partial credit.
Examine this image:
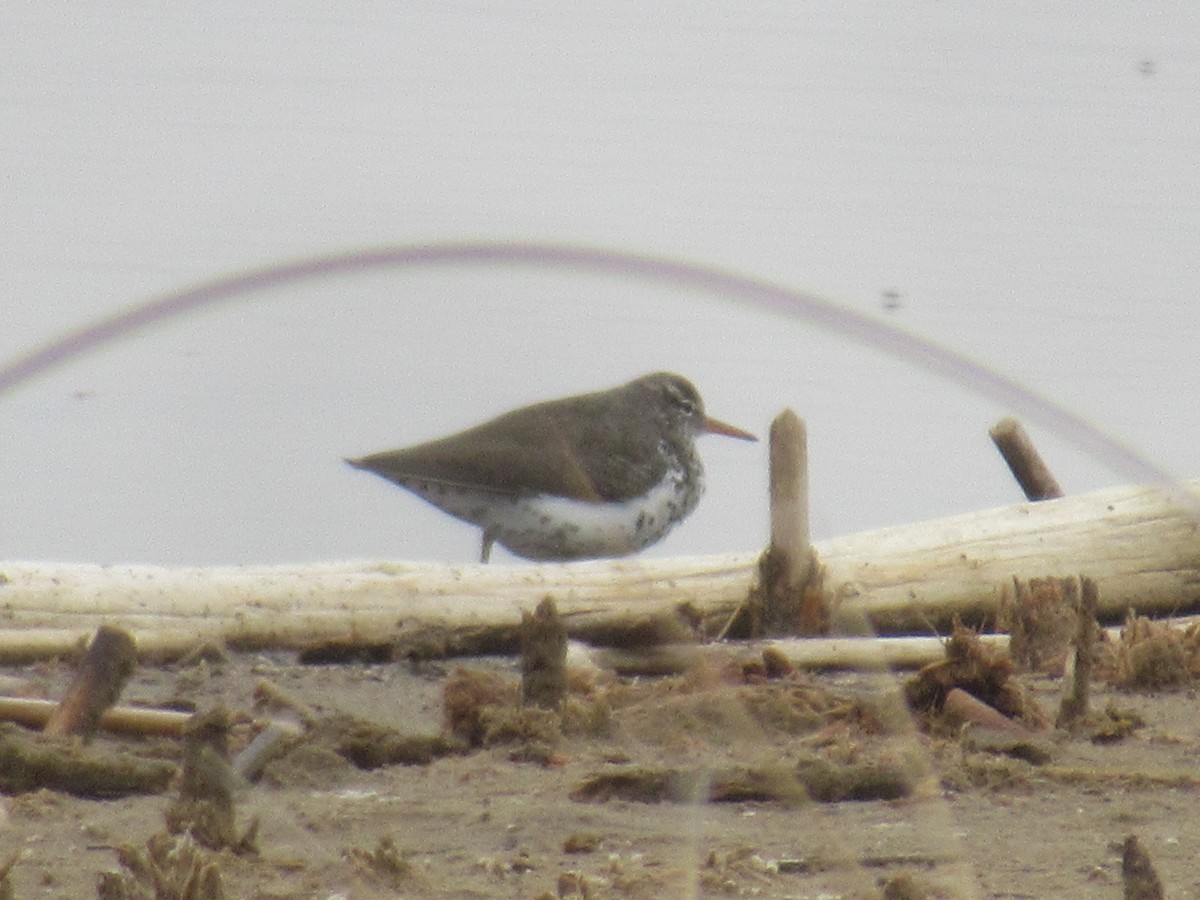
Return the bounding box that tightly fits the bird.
[345,372,757,562]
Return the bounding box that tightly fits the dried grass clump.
[1001,576,1081,675]
[905,623,1049,731]
[97,833,224,900]
[1098,615,1200,691]
[442,665,610,755]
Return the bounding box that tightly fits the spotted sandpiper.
[346,372,757,562]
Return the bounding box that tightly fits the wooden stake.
[759,410,823,635]
[943,688,1034,735]
[521,597,567,710]
[1122,834,1165,900]
[43,626,137,739]
[1057,576,1098,729]
[989,418,1064,501]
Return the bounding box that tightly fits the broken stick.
[43,625,137,739]
[989,417,1064,501]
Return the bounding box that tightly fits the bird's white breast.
[485,467,704,561]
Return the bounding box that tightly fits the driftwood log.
[0,697,191,737]
[591,634,1012,675]
[0,480,1198,659]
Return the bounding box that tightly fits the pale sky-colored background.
[3,3,1198,564]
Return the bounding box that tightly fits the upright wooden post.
[760,410,823,635]
[521,597,567,709]
[1057,576,1099,729]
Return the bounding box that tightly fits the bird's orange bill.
[703,416,758,441]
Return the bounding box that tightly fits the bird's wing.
[349,395,667,503]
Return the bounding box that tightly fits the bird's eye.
[671,392,698,415]
[663,378,702,417]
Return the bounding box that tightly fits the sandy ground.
[2,645,1198,900]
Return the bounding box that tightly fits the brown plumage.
[347,372,755,561]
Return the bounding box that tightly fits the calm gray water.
[3,4,1198,564]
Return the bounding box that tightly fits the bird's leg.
[480,531,495,564]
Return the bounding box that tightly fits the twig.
[231,719,303,782]
[253,679,318,728]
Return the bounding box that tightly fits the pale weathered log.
[819,480,1200,634]
[0,480,1197,653]
[587,615,1200,675]
[592,634,1011,675]
[0,628,214,665]
[0,555,753,656]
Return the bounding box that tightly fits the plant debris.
[97,832,224,900]
[572,748,915,805]
[345,835,413,891]
[1002,576,1081,675]
[1087,703,1145,744]
[905,623,1049,731]
[1098,614,1200,691]
[0,722,175,798]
